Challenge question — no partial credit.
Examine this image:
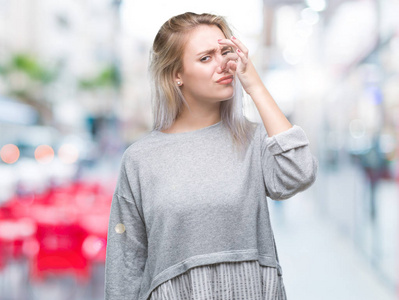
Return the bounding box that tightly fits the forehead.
[184,25,226,54]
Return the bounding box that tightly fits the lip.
[216,75,234,84]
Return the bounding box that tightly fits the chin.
[220,94,234,101]
[223,90,235,100]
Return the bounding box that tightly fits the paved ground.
[269,187,396,300]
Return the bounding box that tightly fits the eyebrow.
[196,46,232,56]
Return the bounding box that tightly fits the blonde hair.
[149,12,257,158]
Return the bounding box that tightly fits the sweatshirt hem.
[140,249,277,300]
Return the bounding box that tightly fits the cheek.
[200,66,218,82]
[182,61,219,85]
[185,71,213,85]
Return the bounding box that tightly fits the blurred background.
[0,0,398,299]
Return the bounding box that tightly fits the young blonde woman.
[104,12,318,300]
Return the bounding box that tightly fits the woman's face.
[177,25,235,105]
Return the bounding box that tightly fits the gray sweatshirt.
[104,120,318,300]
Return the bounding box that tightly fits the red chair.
[30,224,89,283]
[28,205,90,283]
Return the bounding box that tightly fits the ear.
[174,71,183,86]
[175,71,182,82]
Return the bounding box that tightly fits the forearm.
[217,36,293,136]
[249,83,292,137]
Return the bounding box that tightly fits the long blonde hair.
[149,12,257,158]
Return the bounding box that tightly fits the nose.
[215,51,224,63]
[215,52,227,74]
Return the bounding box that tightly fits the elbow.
[298,156,318,190]
[267,156,318,201]
[297,162,318,194]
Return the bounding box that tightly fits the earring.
[177,81,182,86]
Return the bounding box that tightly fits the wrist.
[238,60,264,95]
[247,82,267,100]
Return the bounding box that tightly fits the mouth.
[216,75,234,84]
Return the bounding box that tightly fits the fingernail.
[237,49,241,53]
[218,39,222,42]
[231,36,236,40]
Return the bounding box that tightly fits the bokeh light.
[34,145,55,164]
[82,235,106,259]
[0,144,20,164]
[58,144,80,164]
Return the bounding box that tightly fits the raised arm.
[217,35,292,137]
[217,36,318,199]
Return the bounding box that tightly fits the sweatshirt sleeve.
[104,153,148,300]
[260,124,318,200]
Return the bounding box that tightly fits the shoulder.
[120,131,157,165]
[250,121,268,142]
